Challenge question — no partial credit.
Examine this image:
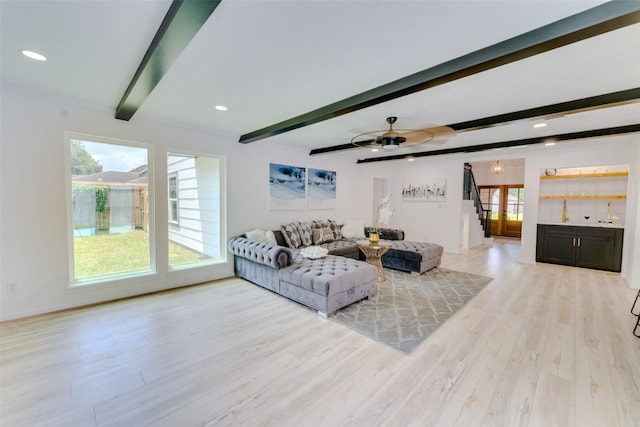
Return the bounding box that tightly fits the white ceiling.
[2,0,639,162]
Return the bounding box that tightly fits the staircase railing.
[463,163,491,238]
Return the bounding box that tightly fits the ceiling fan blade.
[351,137,377,147]
[310,120,456,156]
[401,125,456,143]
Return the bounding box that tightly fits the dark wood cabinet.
[536,224,623,272]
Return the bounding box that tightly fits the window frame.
[167,151,226,270]
[168,173,179,224]
[65,132,156,287]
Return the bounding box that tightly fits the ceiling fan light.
[351,116,437,150]
[379,135,406,149]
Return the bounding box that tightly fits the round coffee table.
[357,240,391,282]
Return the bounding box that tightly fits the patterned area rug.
[332,268,493,355]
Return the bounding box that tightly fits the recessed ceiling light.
[371,148,379,152]
[533,123,547,128]
[407,157,415,162]
[545,142,556,146]
[215,105,228,111]
[21,50,47,61]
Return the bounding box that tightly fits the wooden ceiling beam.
[240,2,640,144]
[309,88,640,155]
[355,124,640,164]
[447,88,640,132]
[116,0,221,121]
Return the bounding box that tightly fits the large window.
[167,153,223,268]
[68,136,151,282]
[67,136,225,284]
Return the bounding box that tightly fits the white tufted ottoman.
[278,254,377,317]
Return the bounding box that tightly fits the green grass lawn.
[74,230,209,278]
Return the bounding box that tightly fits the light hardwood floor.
[1,238,639,426]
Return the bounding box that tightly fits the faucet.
[607,201,612,220]
[562,199,569,223]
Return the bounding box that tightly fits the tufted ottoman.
[278,254,377,317]
[381,241,444,274]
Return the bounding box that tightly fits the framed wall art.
[269,163,306,210]
[307,168,336,210]
[402,178,447,202]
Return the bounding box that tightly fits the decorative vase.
[369,232,380,245]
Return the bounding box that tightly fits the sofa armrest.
[364,227,405,240]
[228,237,293,269]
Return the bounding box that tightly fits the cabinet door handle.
[573,237,576,246]
[577,238,581,247]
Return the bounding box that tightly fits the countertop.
[538,221,624,229]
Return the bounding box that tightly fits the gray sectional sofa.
[228,221,444,317]
[228,237,377,318]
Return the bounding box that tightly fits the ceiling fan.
[351,116,454,150]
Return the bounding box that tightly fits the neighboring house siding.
[168,155,221,259]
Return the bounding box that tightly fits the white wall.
[354,156,466,253]
[2,86,639,321]
[0,86,361,320]
[471,161,525,186]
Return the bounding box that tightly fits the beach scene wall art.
[269,163,306,210]
[307,168,336,210]
[402,179,447,202]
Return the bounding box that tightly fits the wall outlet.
[7,282,18,295]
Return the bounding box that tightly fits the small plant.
[95,185,109,213]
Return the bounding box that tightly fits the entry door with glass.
[479,185,524,238]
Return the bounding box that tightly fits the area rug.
[331,268,493,355]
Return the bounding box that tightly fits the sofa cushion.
[296,221,314,246]
[313,227,334,245]
[320,240,360,258]
[281,223,302,248]
[280,255,377,296]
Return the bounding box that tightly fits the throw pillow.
[245,228,268,243]
[327,219,342,240]
[343,219,365,239]
[265,230,278,245]
[340,226,356,239]
[310,219,327,231]
[312,227,334,245]
[299,246,329,259]
[296,222,314,247]
[280,223,302,248]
